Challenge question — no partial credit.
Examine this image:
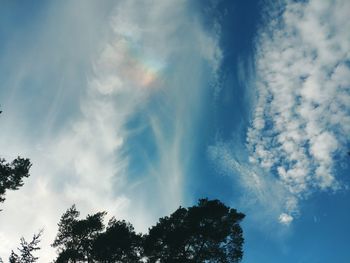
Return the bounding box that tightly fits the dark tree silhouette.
[9,230,43,263]
[0,111,38,263]
[52,205,106,263]
[91,218,143,262]
[52,199,245,263]
[143,199,245,263]
[0,157,31,205]
[8,252,19,263]
[0,111,32,206]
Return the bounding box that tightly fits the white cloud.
[279,213,293,226]
[0,0,221,262]
[209,142,297,228]
[212,0,349,225]
[247,0,350,221]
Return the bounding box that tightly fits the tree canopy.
[91,218,142,262]
[0,110,36,263]
[52,205,106,263]
[0,111,32,206]
[0,157,31,204]
[144,199,245,263]
[9,230,43,263]
[52,199,245,263]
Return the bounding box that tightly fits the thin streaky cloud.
[0,1,221,261]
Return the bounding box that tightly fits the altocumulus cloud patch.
[211,0,350,225]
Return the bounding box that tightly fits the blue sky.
[0,0,349,262]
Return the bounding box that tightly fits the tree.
[91,218,143,262]
[0,111,32,206]
[9,230,43,263]
[0,157,31,205]
[8,251,20,263]
[52,206,142,263]
[143,199,245,263]
[52,205,106,263]
[0,111,37,263]
[52,199,245,263]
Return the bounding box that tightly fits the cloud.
[212,0,350,224]
[278,213,293,225]
[209,141,297,227]
[0,0,221,261]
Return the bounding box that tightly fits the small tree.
[0,110,38,263]
[9,230,43,263]
[0,157,31,205]
[0,111,32,207]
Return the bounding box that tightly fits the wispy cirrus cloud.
[212,0,350,225]
[0,0,221,261]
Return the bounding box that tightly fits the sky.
[0,0,349,262]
